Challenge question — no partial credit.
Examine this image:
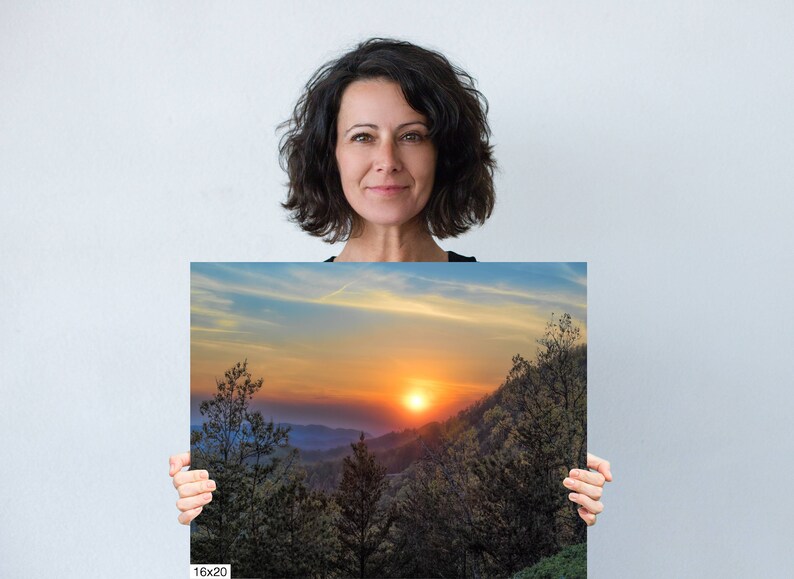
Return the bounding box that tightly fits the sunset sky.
[191,262,586,436]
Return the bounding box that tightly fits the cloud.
[190,264,587,346]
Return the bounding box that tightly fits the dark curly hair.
[279,38,496,243]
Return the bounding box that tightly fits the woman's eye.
[351,133,373,143]
[401,132,424,142]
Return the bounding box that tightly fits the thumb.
[169,451,191,477]
[587,452,612,482]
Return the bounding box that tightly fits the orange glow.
[404,392,428,412]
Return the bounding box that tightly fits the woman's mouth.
[367,185,408,196]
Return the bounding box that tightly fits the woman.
[171,38,612,526]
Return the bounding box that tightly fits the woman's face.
[335,79,437,232]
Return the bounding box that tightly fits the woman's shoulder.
[325,252,476,263]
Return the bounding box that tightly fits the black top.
[325,251,476,263]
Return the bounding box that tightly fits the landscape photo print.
[190,262,588,578]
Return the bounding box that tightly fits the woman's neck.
[334,222,448,262]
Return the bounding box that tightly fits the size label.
[189,564,231,577]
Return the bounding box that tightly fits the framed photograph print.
[190,262,587,578]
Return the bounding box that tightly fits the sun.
[404,391,428,412]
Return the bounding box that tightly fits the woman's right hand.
[169,451,215,525]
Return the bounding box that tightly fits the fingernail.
[564,478,574,487]
[204,493,212,501]
[200,471,209,479]
[571,469,580,477]
[196,506,203,513]
[207,481,216,490]
[170,462,175,473]
[568,493,578,501]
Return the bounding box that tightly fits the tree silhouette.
[190,360,292,566]
[334,433,396,578]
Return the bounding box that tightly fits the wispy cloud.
[191,264,586,333]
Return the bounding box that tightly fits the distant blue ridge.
[191,422,371,451]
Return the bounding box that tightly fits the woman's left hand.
[563,452,612,526]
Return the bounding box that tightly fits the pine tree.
[244,471,339,578]
[334,433,396,578]
[190,360,291,567]
[500,313,588,546]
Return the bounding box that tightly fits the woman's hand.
[169,451,216,525]
[564,452,612,526]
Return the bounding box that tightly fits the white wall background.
[2,1,793,577]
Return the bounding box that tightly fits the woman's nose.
[374,140,402,172]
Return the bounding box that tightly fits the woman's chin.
[358,213,425,232]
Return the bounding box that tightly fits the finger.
[177,491,213,513]
[577,506,597,526]
[568,468,605,488]
[173,469,209,489]
[177,479,216,499]
[568,492,603,515]
[587,452,612,482]
[178,506,203,525]
[169,452,191,477]
[563,477,603,501]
